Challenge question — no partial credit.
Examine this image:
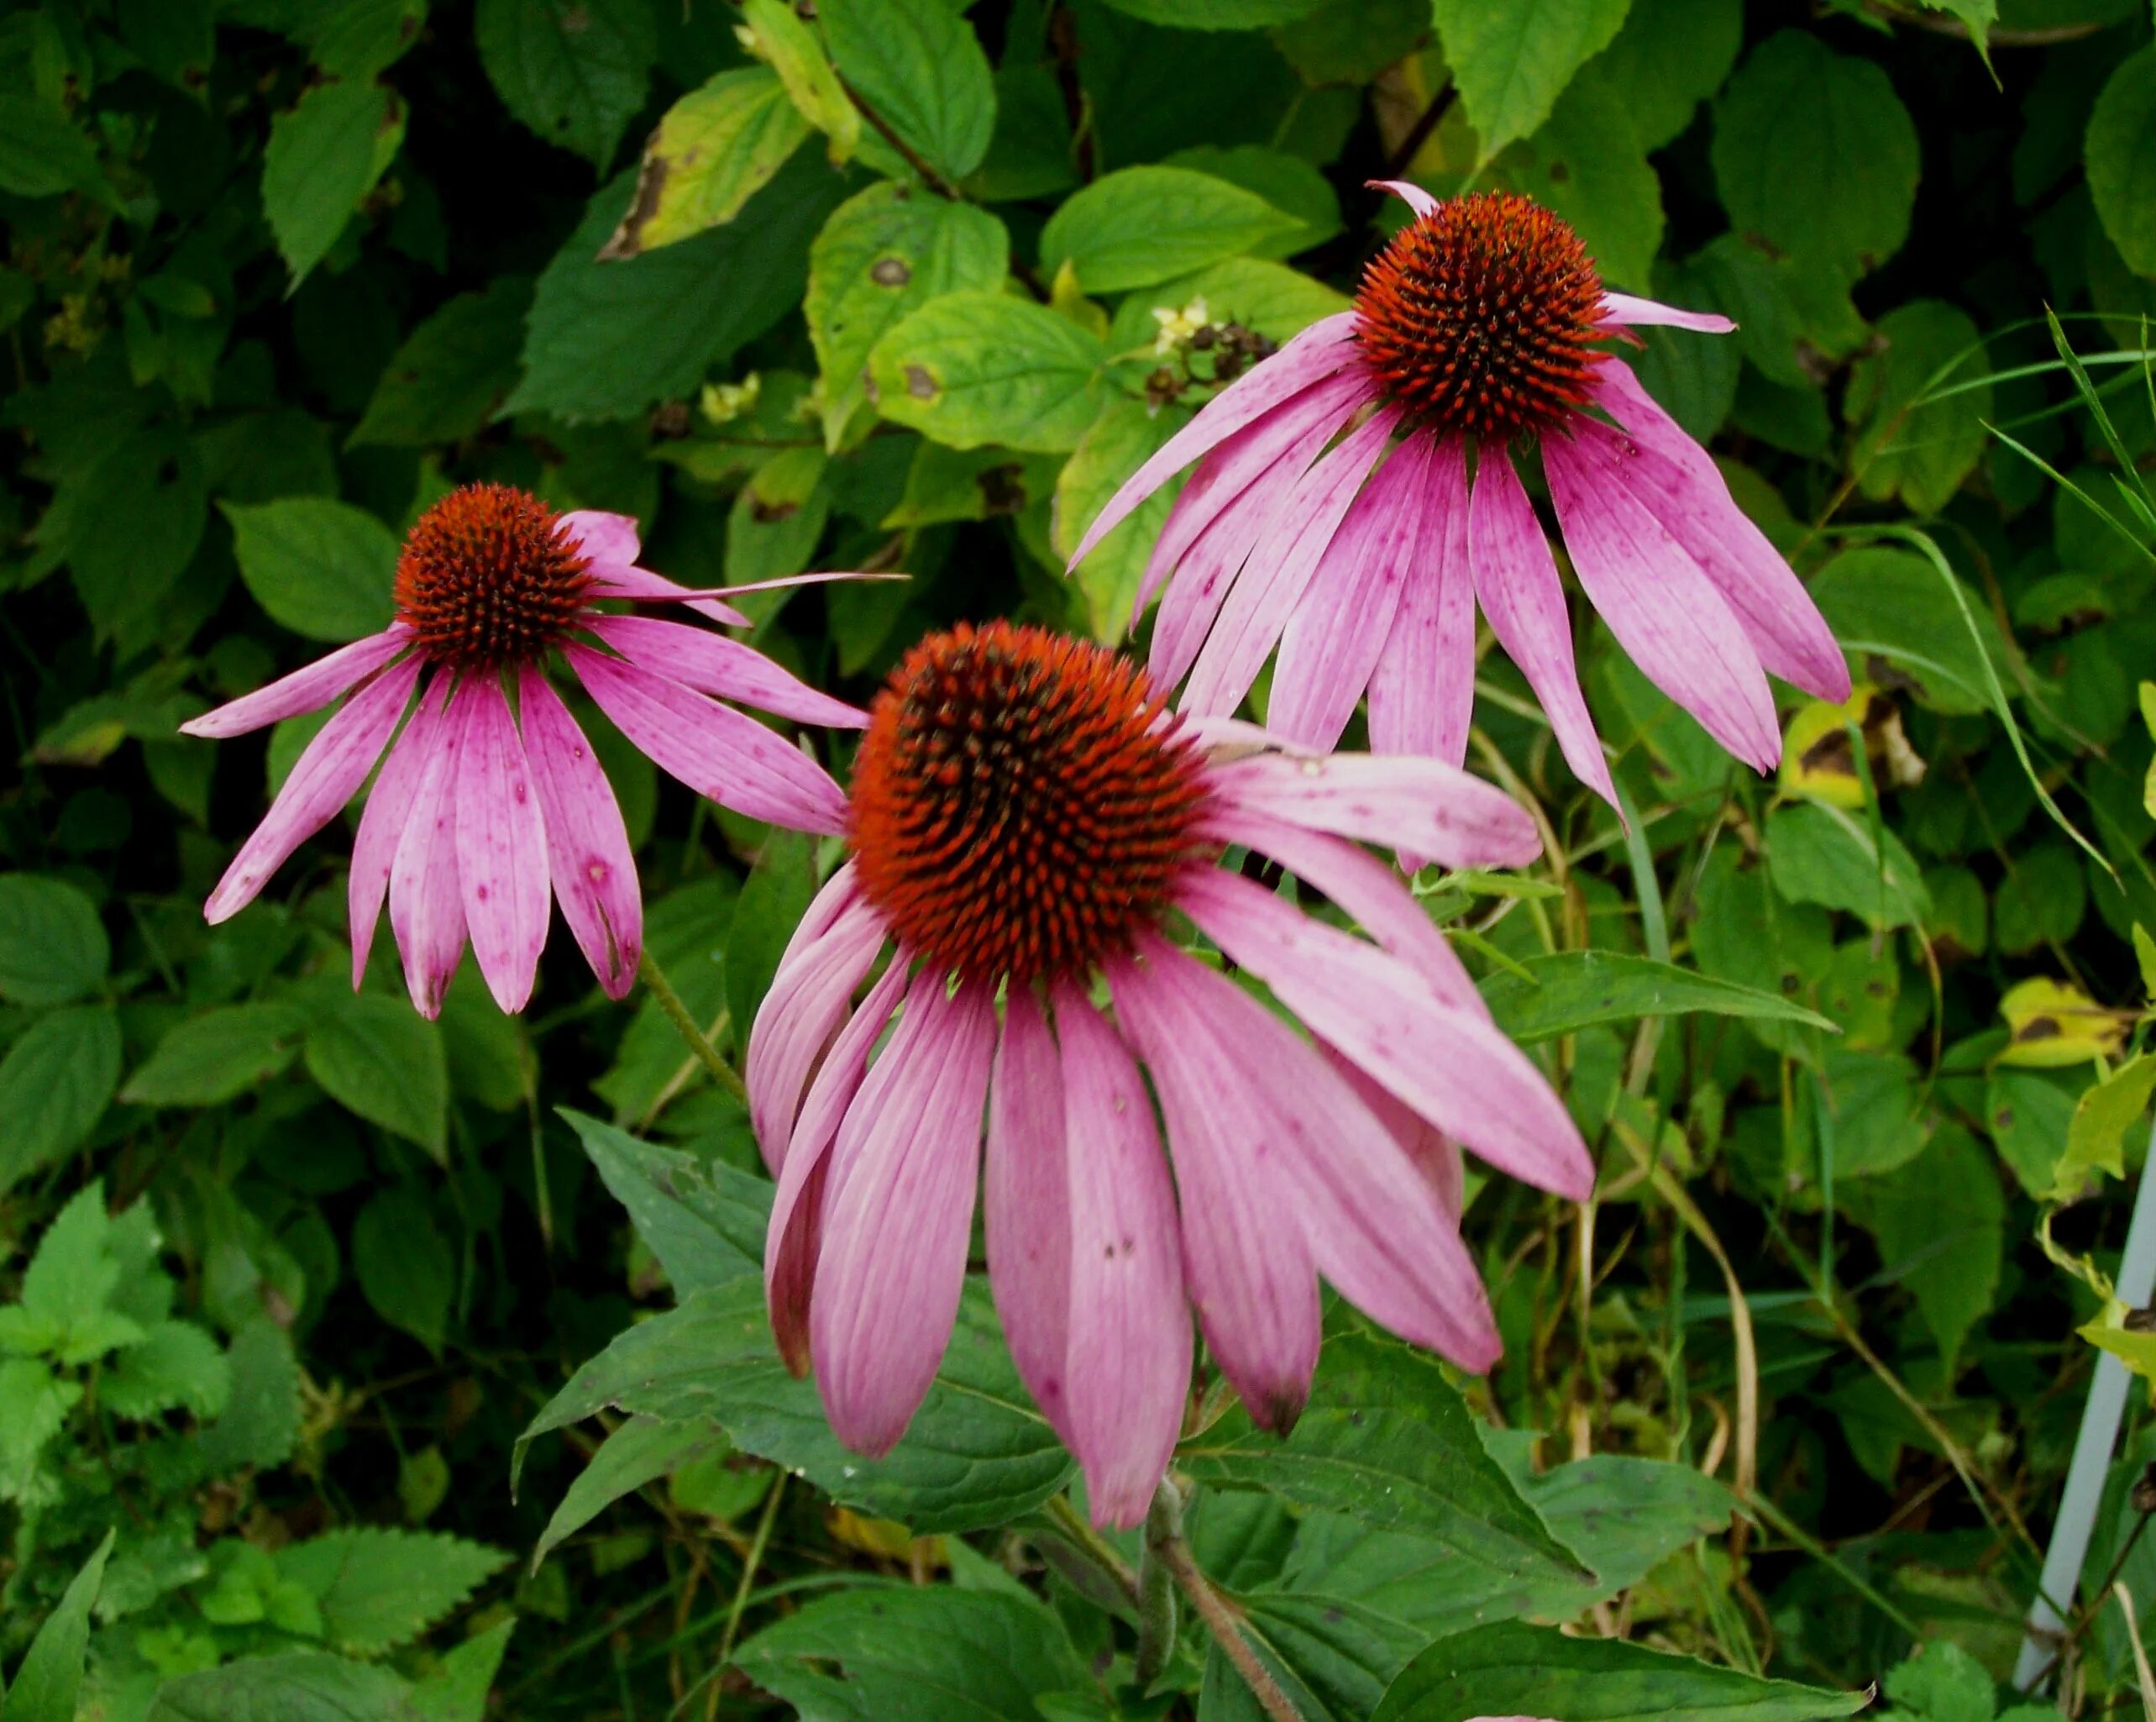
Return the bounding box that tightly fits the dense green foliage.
[8,0,2156,1718]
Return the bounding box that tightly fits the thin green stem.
[639,949,748,1105]
[1134,1481,1182,1687]
[1042,1492,1140,1606]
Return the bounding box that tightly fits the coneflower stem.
[1147,1478,1304,1722]
[639,950,748,1105]
[1133,1481,1181,1686]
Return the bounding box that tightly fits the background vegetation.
[7,0,2156,1717]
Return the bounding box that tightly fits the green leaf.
[507,150,844,423]
[1106,257,1348,354]
[474,0,657,170]
[517,1277,1073,1533]
[0,1357,79,1499]
[1057,396,1186,642]
[1162,145,1340,260]
[1847,300,1991,515]
[2055,1053,2156,1197]
[1711,29,1920,280]
[740,0,859,161]
[351,1185,455,1355]
[304,991,450,1159]
[1272,0,1434,87]
[884,443,1062,528]
[1993,843,2087,956]
[1176,1324,1592,1593]
[818,0,996,184]
[1040,166,1300,295]
[1883,1641,1996,1722]
[0,875,108,1005]
[276,1528,511,1655]
[1765,802,1932,930]
[38,428,207,641]
[146,1652,416,1721]
[122,1003,307,1107]
[350,278,534,447]
[0,95,106,199]
[1583,0,1741,152]
[564,1108,770,1289]
[224,497,400,643]
[1201,1593,1426,1722]
[600,69,811,260]
[1480,951,1838,1044]
[198,1317,304,1474]
[102,1320,232,1420]
[1432,0,1632,164]
[535,1414,721,1568]
[6,1530,114,1722]
[868,291,1105,453]
[262,78,407,286]
[1842,1126,2002,1373]
[411,1618,516,1722]
[308,0,430,81]
[1096,0,1328,22]
[805,183,1010,451]
[1370,1620,1867,1721]
[1491,68,1662,289]
[732,1586,1088,1722]
[0,1005,122,1192]
[1807,548,2006,717]
[2088,46,2156,276]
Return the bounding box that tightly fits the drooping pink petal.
[684,570,905,602]
[387,680,469,1020]
[745,885,885,1173]
[765,957,910,1371]
[351,675,452,988]
[1068,311,1361,569]
[1593,365,1850,701]
[983,989,1073,1445]
[1183,409,1398,719]
[181,628,411,739]
[1136,367,1369,624]
[1369,178,1437,218]
[1267,430,1432,749]
[1196,806,1487,1019]
[1367,438,1475,768]
[1543,422,1781,774]
[1325,1045,1465,1223]
[1178,867,1592,1201]
[565,644,847,836]
[454,676,553,1014]
[1108,941,1321,1433]
[1052,987,1192,1529]
[584,615,869,731]
[1599,291,1735,333]
[202,655,422,925]
[810,977,996,1457]
[585,561,751,629]
[559,509,642,572]
[517,669,644,1001]
[1202,749,1540,872]
[1468,450,1618,807]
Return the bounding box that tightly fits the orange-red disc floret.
[1353,191,1608,444]
[393,483,595,670]
[848,622,1213,988]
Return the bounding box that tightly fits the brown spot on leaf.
[1799,727,1854,776]
[2014,1016,2063,1042]
[975,462,1027,515]
[904,365,938,400]
[871,256,911,286]
[598,144,669,261]
[750,496,800,524]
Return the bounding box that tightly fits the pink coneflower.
[748,621,1591,1526]
[181,484,866,1018]
[1068,186,1850,806]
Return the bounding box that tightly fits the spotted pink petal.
[585,615,869,731]
[983,989,1073,1446]
[387,681,470,1021]
[202,655,422,925]
[1600,291,1735,333]
[1367,438,1475,769]
[517,669,643,1001]
[351,675,451,988]
[454,676,553,1014]
[1202,749,1540,872]
[181,628,410,740]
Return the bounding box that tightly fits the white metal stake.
[2016,1122,2156,1693]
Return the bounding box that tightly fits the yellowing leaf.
[2050,1052,2156,1200]
[2080,1302,2156,1383]
[1996,977,2127,1068]
[740,0,859,163]
[601,68,811,260]
[825,1506,947,1567]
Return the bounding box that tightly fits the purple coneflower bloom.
[1068,186,1851,807]
[181,483,866,1017]
[748,621,1591,1527]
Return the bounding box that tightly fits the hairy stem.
[639,949,748,1105]
[1149,1479,1304,1722]
[1133,1482,1182,1687]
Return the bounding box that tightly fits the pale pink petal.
[1325,1046,1465,1223]
[559,509,641,571]
[1052,987,1192,1529]
[745,888,885,1174]
[682,570,903,602]
[1544,423,1781,774]
[1202,750,1540,871]
[1183,409,1399,718]
[350,675,451,988]
[983,990,1073,1445]
[454,677,553,1014]
[584,615,869,731]
[388,682,469,1020]
[1599,291,1735,333]
[747,865,869,1165]
[1196,806,1487,1019]
[1369,179,1438,218]
[1108,941,1321,1433]
[202,656,422,925]
[1468,450,1618,807]
[1178,868,1592,1201]
[1267,431,1432,749]
[1068,311,1361,569]
[585,562,751,628]
[1367,438,1475,768]
[810,978,995,1457]
[517,669,643,1001]
[765,956,910,1371]
[1593,365,1850,701]
[181,628,411,739]
[1136,368,1369,624]
[565,644,847,835]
